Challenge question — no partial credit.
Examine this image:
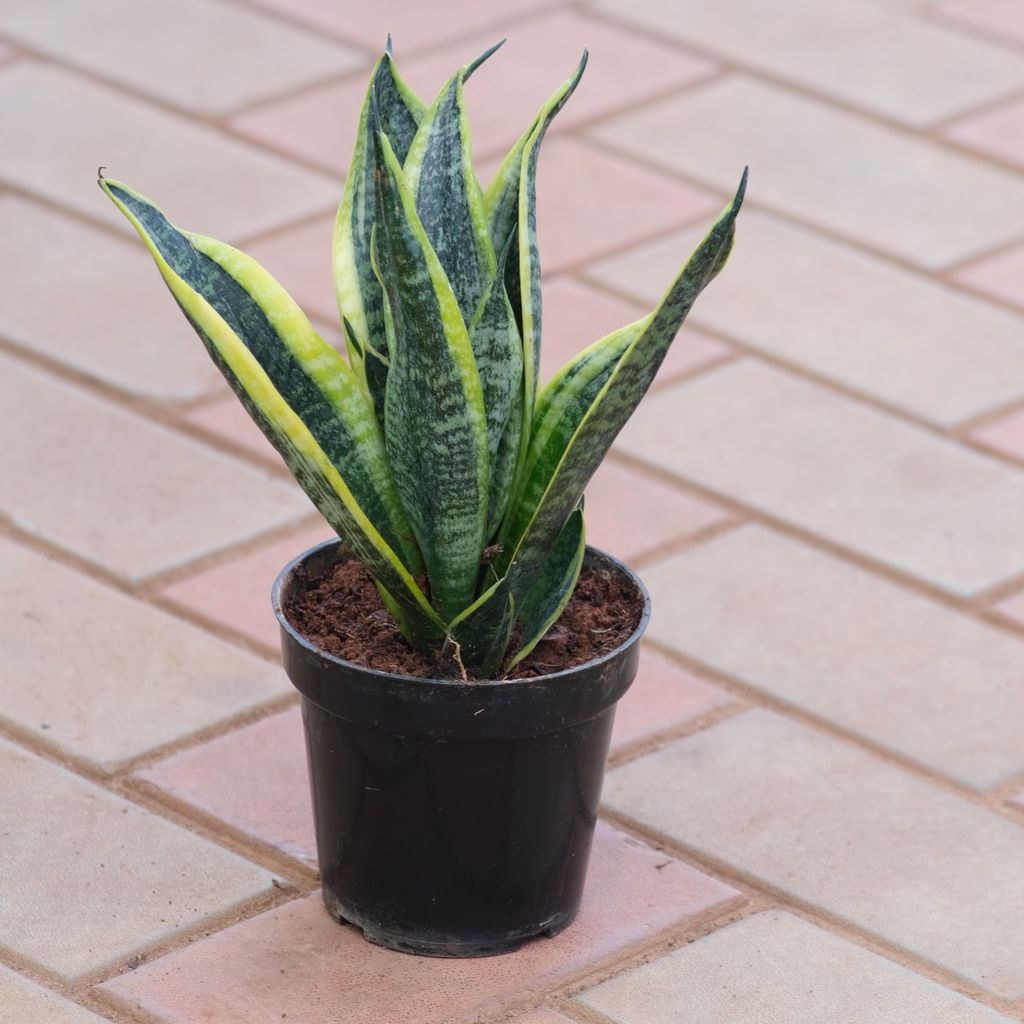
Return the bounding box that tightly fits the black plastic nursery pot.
[273,539,651,958]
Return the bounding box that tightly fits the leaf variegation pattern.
[100,178,442,646]
[497,172,747,624]
[403,42,501,322]
[371,117,490,624]
[484,51,588,447]
[100,34,745,678]
[470,234,525,537]
[333,50,426,420]
[506,507,585,670]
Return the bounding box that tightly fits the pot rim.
[272,538,651,689]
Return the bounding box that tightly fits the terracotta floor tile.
[248,0,554,51]
[934,0,1024,47]
[952,244,1024,310]
[230,74,364,176]
[160,525,331,650]
[0,354,309,583]
[184,394,282,466]
[584,460,729,563]
[1,538,288,773]
[399,11,718,160]
[480,139,719,275]
[970,408,1024,464]
[592,210,1024,426]
[578,910,1017,1023]
[945,97,1024,170]
[101,823,739,1023]
[618,360,1024,596]
[541,277,731,390]
[605,710,1024,1000]
[595,0,1024,128]
[0,739,274,982]
[0,963,115,1023]
[644,524,1024,790]
[0,64,338,244]
[611,647,731,752]
[138,707,315,867]
[0,196,222,401]
[993,586,1024,627]
[232,12,715,173]
[591,75,1024,270]
[245,214,340,326]
[0,0,364,116]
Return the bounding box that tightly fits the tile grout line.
[538,893,778,1022]
[924,4,1024,58]
[2,8,1024,1015]
[581,121,1024,288]
[638,636,1024,820]
[0,507,322,659]
[0,27,373,137]
[598,806,1024,1020]
[606,445,1024,648]
[582,0,1024,155]
[230,0,576,73]
[491,895,766,1024]
[924,83,1024,135]
[2,48,1022,517]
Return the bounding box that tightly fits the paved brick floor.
[2,1,1024,1022]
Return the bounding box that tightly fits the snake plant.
[100,41,745,678]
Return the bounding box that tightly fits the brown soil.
[283,555,643,681]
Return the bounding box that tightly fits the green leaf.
[469,234,524,537]
[500,170,747,611]
[101,177,443,646]
[484,51,587,263]
[333,50,426,418]
[507,506,585,670]
[483,51,588,502]
[444,571,515,679]
[372,122,490,622]
[499,316,648,559]
[402,42,502,321]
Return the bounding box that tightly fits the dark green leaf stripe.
[507,507,585,669]
[501,171,747,613]
[373,126,489,622]
[102,180,422,574]
[469,235,524,537]
[191,314,440,647]
[403,45,500,321]
[99,178,443,643]
[334,52,425,417]
[484,51,588,262]
[484,53,589,537]
[499,317,648,560]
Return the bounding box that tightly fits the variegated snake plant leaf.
[101,40,745,678]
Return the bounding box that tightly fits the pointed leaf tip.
[465,38,506,80]
[385,33,394,57]
[735,166,749,207]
